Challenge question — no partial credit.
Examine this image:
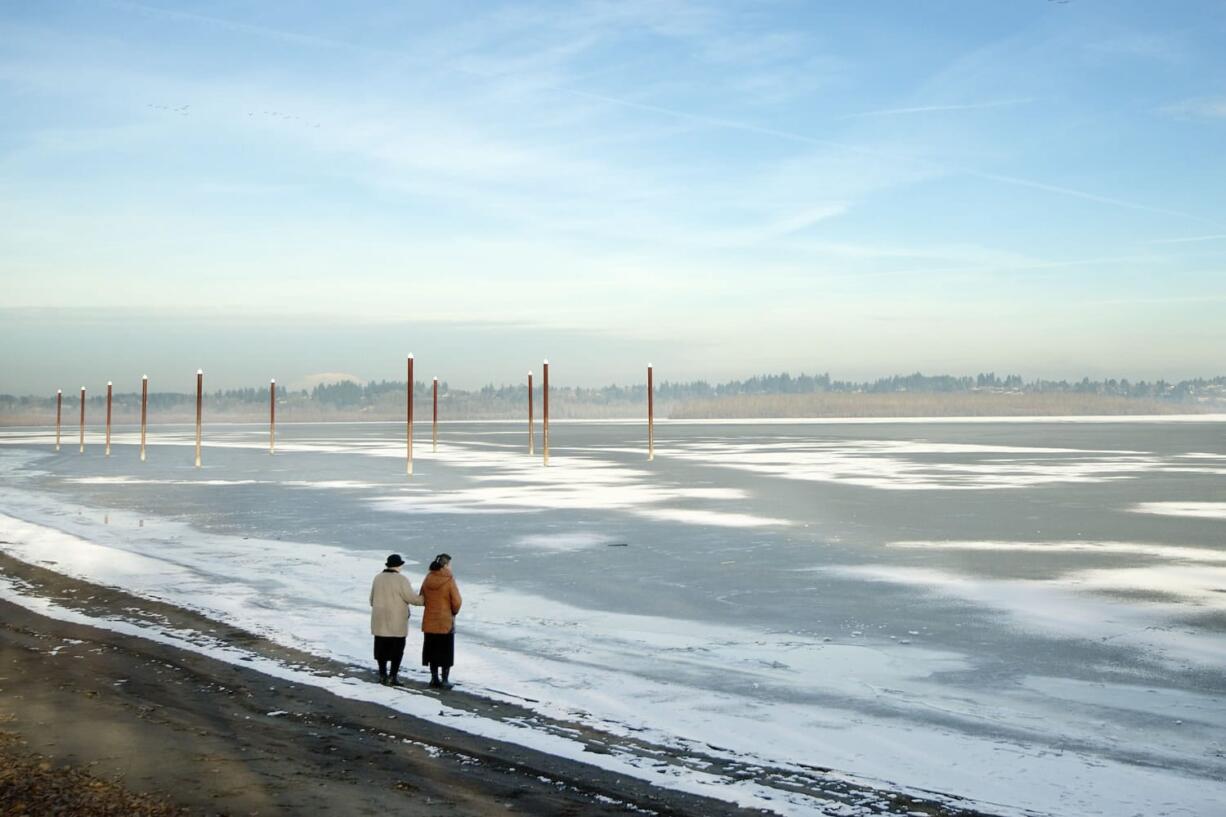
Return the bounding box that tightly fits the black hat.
[385,554,405,568]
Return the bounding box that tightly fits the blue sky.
[2,0,1225,392]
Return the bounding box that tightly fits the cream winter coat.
[370,569,424,637]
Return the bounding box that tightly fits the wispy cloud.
[838,98,1034,120]
[862,252,1172,282]
[1084,33,1187,65]
[1095,293,1226,306]
[1148,234,1226,245]
[970,172,1219,225]
[81,2,1217,232]
[106,0,357,51]
[548,92,1215,229]
[1161,97,1226,118]
[706,204,848,248]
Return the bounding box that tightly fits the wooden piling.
[406,354,414,476]
[527,371,534,455]
[647,364,654,461]
[542,360,550,466]
[79,387,86,453]
[269,378,276,455]
[194,369,203,468]
[140,376,148,462]
[432,377,439,453]
[105,381,113,456]
[55,390,62,451]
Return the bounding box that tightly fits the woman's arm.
[400,575,424,606]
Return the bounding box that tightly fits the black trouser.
[373,636,407,678]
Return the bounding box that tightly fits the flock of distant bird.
[145,103,322,128]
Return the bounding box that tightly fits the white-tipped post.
[269,378,277,455]
[105,381,113,456]
[406,354,414,476]
[647,363,654,462]
[542,359,550,466]
[194,369,203,468]
[527,370,534,455]
[140,375,148,462]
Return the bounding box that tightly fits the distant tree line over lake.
[2,372,1224,423]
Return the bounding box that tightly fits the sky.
[2,0,1225,393]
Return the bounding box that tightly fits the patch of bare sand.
[0,730,188,817]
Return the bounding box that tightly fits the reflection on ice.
[634,507,787,527]
[366,445,766,526]
[512,532,618,551]
[823,564,1226,666]
[1131,502,1226,520]
[66,475,385,490]
[1073,565,1226,608]
[657,440,1163,490]
[891,539,1226,564]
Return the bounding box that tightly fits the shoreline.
[0,551,1003,817]
[0,577,731,817]
[1,412,1225,431]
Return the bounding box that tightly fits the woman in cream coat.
[370,553,423,685]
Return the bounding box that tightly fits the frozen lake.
[2,418,1225,816]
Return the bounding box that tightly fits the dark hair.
[428,553,452,572]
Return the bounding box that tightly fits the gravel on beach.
[0,730,190,817]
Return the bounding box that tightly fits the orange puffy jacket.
[420,567,462,634]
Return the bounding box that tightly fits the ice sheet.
[655,440,1165,491]
[2,421,1225,817]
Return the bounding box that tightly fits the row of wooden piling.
[57,377,152,461]
[53,360,658,473]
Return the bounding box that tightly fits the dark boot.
[429,665,442,689]
[440,667,453,690]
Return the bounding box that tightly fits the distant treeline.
[667,371,1226,400]
[671,392,1217,419]
[1,371,1224,423]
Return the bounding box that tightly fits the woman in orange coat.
[420,553,462,689]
